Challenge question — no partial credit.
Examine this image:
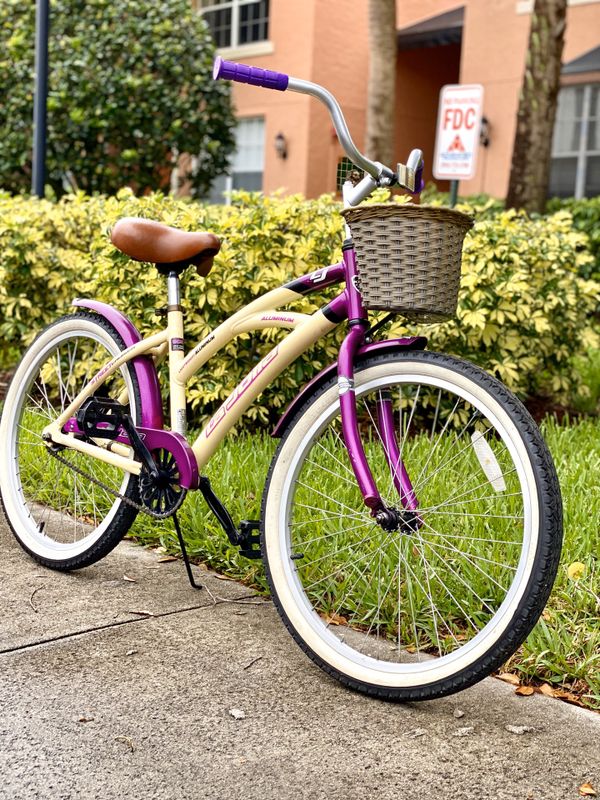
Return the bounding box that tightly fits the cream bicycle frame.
[42,277,338,477]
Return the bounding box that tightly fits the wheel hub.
[375,506,421,534]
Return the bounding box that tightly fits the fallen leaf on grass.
[568,562,586,580]
[497,672,520,686]
[123,575,136,583]
[537,683,587,708]
[515,685,535,696]
[579,783,597,797]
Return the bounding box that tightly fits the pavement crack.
[0,592,270,656]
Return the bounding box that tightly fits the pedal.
[76,396,158,477]
[238,520,261,559]
[76,396,124,440]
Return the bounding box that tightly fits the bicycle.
[0,57,562,701]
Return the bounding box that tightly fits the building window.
[549,84,600,198]
[207,117,265,203]
[200,0,269,50]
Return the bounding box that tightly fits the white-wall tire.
[261,351,562,700]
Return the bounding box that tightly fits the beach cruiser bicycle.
[0,58,562,701]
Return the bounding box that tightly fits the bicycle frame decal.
[204,345,280,438]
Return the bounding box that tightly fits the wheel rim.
[267,361,539,688]
[1,323,137,560]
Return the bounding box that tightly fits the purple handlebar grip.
[213,56,289,91]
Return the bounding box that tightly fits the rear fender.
[272,336,427,439]
[73,299,164,429]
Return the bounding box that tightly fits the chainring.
[139,448,187,517]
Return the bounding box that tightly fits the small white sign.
[433,84,484,181]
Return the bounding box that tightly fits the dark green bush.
[0,0,235,196]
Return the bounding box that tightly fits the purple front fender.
[272,336,427,438]
[73,299,164,429]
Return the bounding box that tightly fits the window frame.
[200,0,269,51]
[207,115,266,203]
[550,82,600,198]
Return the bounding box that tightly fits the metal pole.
[449,179,459,208]
[32,0,50,197]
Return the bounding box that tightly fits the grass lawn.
[126,415,600,710]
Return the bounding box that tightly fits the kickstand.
[172,512,202,590]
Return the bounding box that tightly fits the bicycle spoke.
[293,501,368,523]
[315,436,357,481]
[295,480,369,517]
[409,534,485,633]
[297,527,385,581]
[294,519,375,548]
[304,457,360,488]
[419,518,513,592]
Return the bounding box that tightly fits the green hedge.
[547,195,600,282]
[0,190,598,429]
[423,185,600,285]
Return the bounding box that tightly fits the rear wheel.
[0,313,142,570]
[261,351,562,700]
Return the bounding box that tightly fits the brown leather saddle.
[111,217,220,277]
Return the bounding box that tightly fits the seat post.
[167,271,187,435]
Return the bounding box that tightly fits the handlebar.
[213,57,424,199]
[213,57,289,92]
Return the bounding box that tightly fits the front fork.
[337,246,419,519]
[337,322,419,517]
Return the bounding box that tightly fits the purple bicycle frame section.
[288,247,421,515]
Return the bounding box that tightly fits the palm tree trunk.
[506,0,567,213]
[365,0,397,167]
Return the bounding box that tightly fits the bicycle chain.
[46,445,186,520]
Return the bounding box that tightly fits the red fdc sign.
[433,84,484,181]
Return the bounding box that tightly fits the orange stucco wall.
[227,0,316,195]
[217,0,600,200]
[395,43,461,191]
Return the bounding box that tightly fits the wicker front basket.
[341,203,473,322]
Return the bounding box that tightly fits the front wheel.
[261,351,562,700]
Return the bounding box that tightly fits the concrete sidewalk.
[0,517,598,800]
